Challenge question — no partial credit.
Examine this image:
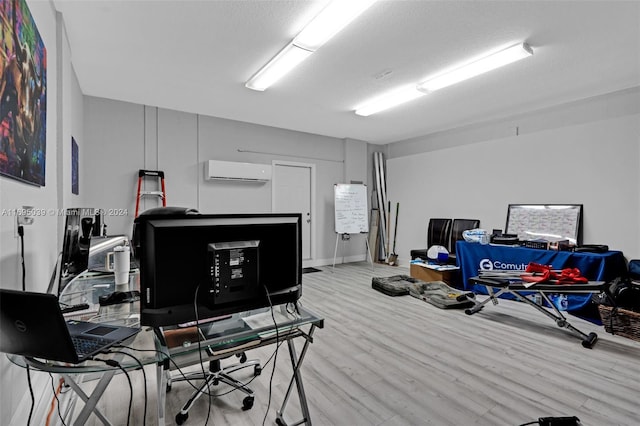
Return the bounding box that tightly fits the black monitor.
[134,212,302,327]
[58,208,95,295]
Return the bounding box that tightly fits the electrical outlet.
[16,206,35,226]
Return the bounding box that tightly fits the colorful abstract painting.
[71,137,78,194]
[0,0,47,186]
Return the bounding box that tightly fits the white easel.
[332,232,375,271]
[332,184,374,272]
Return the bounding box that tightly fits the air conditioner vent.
[205,160,272,182]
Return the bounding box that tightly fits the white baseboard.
[303,254,367,268]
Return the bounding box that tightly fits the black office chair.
[410,218,452,261]
[448,218,480,262]
[169,350,261,425]
[428,218,453,249]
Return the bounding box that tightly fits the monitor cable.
[18,225,26,291]
[46,374,67,426]
[18,224,36,426]
[113,344,258,398]
[192,283,213,426]
[93,358,133,426]
[110,351,148,426]
[261,284,279,426]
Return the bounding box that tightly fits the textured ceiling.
[53,0,640,144]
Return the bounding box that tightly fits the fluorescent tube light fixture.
[246,0,376,91]
[418,42,533,93]
[294,0,377,51]
[245,43,313,91]
[355,42,533,116]
[355,86,425,117]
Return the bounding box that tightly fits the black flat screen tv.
[134,212,302,327]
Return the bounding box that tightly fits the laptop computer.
[0,289,140,364]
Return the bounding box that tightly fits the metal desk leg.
[276,325,316,426]
[465,287,510,315]
[61,371,115,426]
[511,291,598,348]
[156,360,168,425]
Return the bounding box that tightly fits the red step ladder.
[135,169,166,218]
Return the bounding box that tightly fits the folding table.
[466,276,606,348]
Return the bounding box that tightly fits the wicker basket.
[598,305,640,342]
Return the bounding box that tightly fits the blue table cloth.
[456,241,627,311]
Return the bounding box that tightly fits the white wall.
[81,97,369,266]
[386,87,640,266]
[0,1,84,424]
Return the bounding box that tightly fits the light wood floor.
[72,262,640,426]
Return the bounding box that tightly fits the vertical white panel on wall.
[157,108,198,210]
[342,139,368,260]
[142,106,158,213]
[83,97,145,236]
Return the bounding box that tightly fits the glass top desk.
[7,328,165,425]
[7,269,166,426]
[58,268,140,323]
[156,303,324,426]
[8,266,323,425]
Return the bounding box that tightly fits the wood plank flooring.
[72,262,640,425]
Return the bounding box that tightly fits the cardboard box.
[410,263,459,286]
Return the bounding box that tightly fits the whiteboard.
[334,184,368,234]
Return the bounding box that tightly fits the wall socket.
[16,206,35,226]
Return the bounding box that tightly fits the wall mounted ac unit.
[205,160,272,182]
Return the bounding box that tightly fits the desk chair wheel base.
[242,395,254,410]
[176,412,189,425]
[581,332,597,349]
[171,354,260,423]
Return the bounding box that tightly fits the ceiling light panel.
[355,86,425,117]
[418,42,533,92]
[245,0,376,91]
[293,0,377,51]
[356,42,534,116]
[245,43,313,91]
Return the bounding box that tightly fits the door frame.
[271,160,316,263]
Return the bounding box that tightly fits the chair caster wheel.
[175,412,188,425]
[212,378,219,386]
[275,417,285,426]
[582,332,597,349]
[166,382,172,392]
[254,365,262,376]
[556,319,567,327]
[242,396,254,411]
[237,353,247,363]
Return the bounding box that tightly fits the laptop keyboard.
[71,336,109,357]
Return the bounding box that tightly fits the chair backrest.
[450,219,480,254]
[427,218,452,250]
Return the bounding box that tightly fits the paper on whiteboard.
[334,184,368,234]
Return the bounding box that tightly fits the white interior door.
[272,162,313,260]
